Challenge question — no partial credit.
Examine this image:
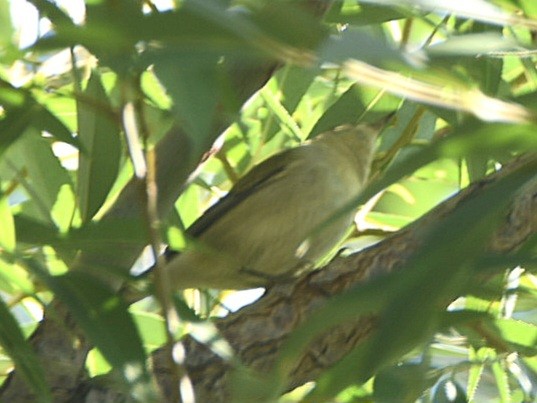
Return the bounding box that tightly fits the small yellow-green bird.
[164,122,380,290]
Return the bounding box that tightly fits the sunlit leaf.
[0,80,79,154]
[0,192,15,251]
[4,132,72,225]
[0,0,14,49]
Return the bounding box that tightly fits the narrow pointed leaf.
[77,71,121,222]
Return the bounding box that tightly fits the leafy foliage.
[0,0,536,402]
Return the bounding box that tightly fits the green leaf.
[438,311,537,355]
[66,218,147,250]
[24,259,147,378]
[309,83,399,138]
[277,66,320,115]
[130,311,166,349]
[14,216,147,255]
[0,109,34,158]
[325,3,407,25]
[318,26,405,66]
[0,191,15,251]
[29,0,75,29]
[0,258,34,294]
[427,33,520,57]
[519,0,537,18]
[0,79,79,152]
[152,54,220,152]
[356,120,537,212]
[0,0,14,49]
[0,297,52,402]
[4,132,72,225]
[467,348,485,402]
[373,363,434,402]
[491,318,537,356]
[465,154,490,182]
[491,356,511,403]
[275,155,537,401]
[247,1,327,51]
[77,71,121,223]
[34,1,326,69]
[13,215,60,246]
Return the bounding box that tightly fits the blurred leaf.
[66,218,147,250]
[318,27,405,66]
[14,215,147,254]
[14,215,60,246]
[0,259,33,294]
[0,0,14,49]
[494,319,537,356]
[274,65,319,115]
[467,347,485,401]
[278,155,537,401]
[465,154,490,182]
[34,0,327,69]
[260,88,303,142]
[29,0,76,29]
[0,79,79,153]
[355,0,520,28]
[440,311,537,356]
[325,3,407,25]
[428,24,505,98]
[0,192,15,251]
[427,33,521,57]
[519,0,537,18]
[0,297,52,403]
[24,259,147,378]
[309,83,399,137]
[173,294,204,323]
[309,120,536,249]
[373,363,434,402]
[247,0,327,51]
[77,71,121,223]
[51,184,77,233]
[15,214,59,245]
[152,54,220,152]
[4,132,72,225]
[373,121,536,200]
[86,348,112,377]
[130,311,166,349]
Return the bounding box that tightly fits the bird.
[162,122,381,290]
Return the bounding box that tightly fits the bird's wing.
[186,149,295,238]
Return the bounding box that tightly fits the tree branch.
[148,154,537,402]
